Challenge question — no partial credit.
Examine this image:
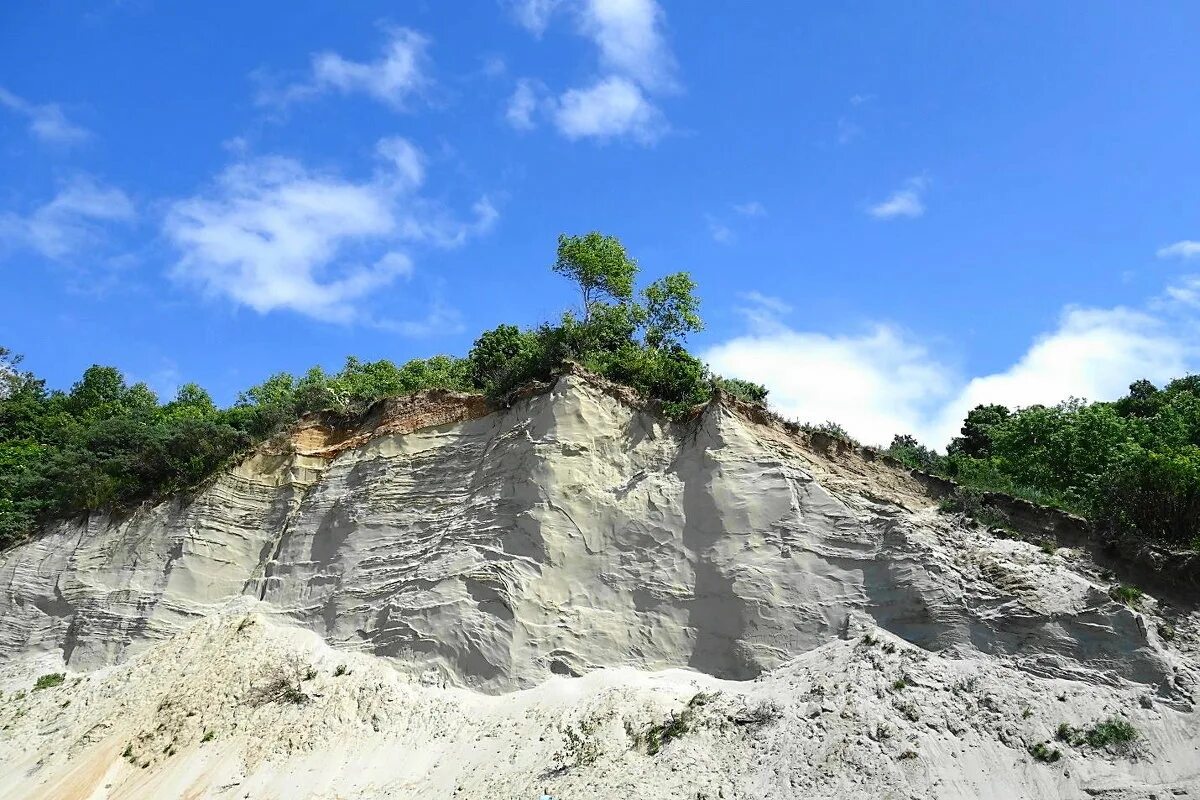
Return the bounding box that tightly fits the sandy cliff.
[0,372,1197,799]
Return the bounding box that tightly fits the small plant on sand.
[334,664,348,677]
[1156,623,1176,641]
[891,678,908,691]
[1028,742,1061,763]
[201,730,215,743]
[1083,718,1138,749]
[635,693,712,756]
[1057,717,1139,753]
[33,673,65,691]
[248,655,313,706]
[898,749,919,760]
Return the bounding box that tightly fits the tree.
[553,232,637,321]
[642,272,703,348]
[947,404,1011,458]
[468,325,543,393]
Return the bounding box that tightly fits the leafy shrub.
[33,672,65,691]
[1028,742,1062,763]
[1083,718,1138,749]
[716,377,769,404]
[1057,718,1139,751]
[1108,584,1144,607]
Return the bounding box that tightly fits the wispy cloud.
[505,79,540,130]
[1157,240,1200,260]
[868,176,928,220]
[0,86,90,146]
[1,176,135,259]
[732,201,766,217]
[257,27,431,111]
[163,138,496,325]
[705,214,733,244]
[505,0,563,35]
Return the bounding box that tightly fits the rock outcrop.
[0,372,1197,799]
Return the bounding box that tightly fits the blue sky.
[3,1,1200,445]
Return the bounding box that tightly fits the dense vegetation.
[886,378,1200,550]
[3,232,1197,557]
[0,233,765,548]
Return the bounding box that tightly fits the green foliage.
[936,378,1200,550]
[1108,584,1143,607]
[1057,718,1139,751]
[553,231,638,320]
[642,272,703,348]
[642,710,692,755]
[886,434,943,473]
[1028,741,1062,763]
[948,404,1011,458]
[33,672,65,691]
[808,420,856,444]
[715,377,769,404]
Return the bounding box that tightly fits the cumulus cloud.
[705,295,1194,448]
[259,27,430,110]
[1,176,135,259]
[868,176,928,220]
[1157,240,1200,260]
[553,76,663,142]
[507,0,676,144]
[0,86,90,146]
[578,0,676,92]
[163,139,495,325]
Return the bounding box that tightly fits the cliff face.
[0,373,1197,799]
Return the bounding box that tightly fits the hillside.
[0,370,1197,799]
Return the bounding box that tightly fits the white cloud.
[925,307,1189,446]
[706,297,1194,448]
[0,86,90,146]
[375,136,424,190]
[505,79,540,130]
[163,140,495,325]
[578,0,676,92]
[868,176,928,220]
[733,201,766,217]
[1163,275,1200,309]
[1,177,135,259]
[506,0,563,35]
[553,76,663,143]
[706,214,733,244]
[1157,240,1200,260]
[510,0,677,144]
[259,28,430,110]
[707,320,952,446]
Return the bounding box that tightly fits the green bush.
[1108,584,1144,607]
[33,672,65,690]
[1028,742,1062,763]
